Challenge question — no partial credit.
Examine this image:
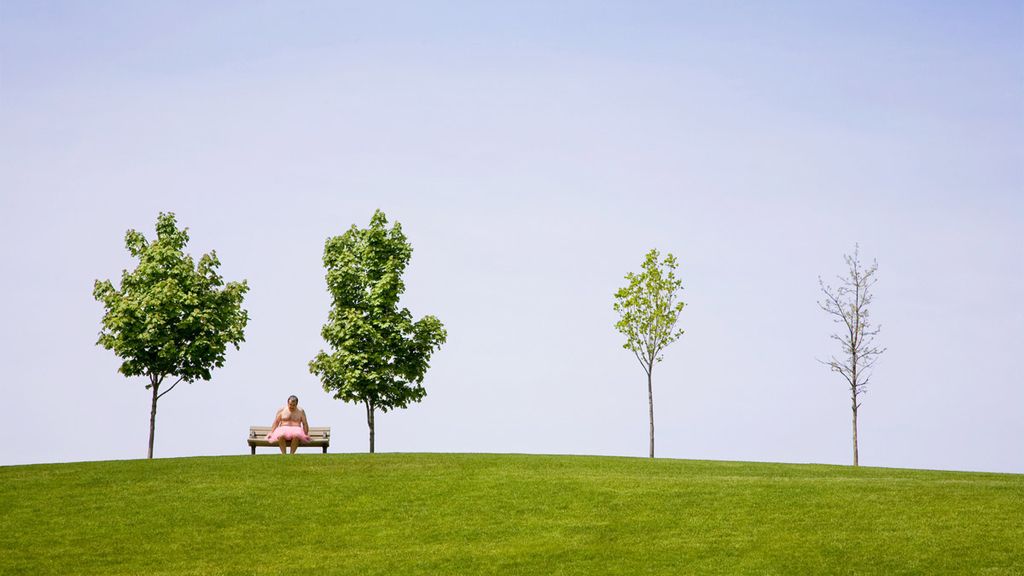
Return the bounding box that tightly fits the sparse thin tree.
[613,249,686,458]
[818,244,885,467]
[93,213,249,459]
[309,210,446,453]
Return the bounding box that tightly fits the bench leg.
[322,446,327,454]
[251,446,256,455]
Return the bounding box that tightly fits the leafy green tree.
[310,210,447,453]
[93,213,249,459]
[613,249,686,458]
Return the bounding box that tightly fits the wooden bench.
[247,426,331,454]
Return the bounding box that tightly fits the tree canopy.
[93,212,249,458]
[309,210,446,453]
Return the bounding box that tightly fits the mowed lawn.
[1,453,1021,575]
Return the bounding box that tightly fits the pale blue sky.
[1,1,1021,472]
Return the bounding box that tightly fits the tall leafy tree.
[310,210,446,453]
[613,249,686,458]
[818,244,885,466]
[93,213,249,459]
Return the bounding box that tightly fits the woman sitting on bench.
[265,395,311,454]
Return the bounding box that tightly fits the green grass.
[1,454,1022,575]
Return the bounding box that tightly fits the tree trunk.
[148,379,159,460]
[366,401,375,454]
[647,366,655,459]
[851,395,859,467]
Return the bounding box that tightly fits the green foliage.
[3,454,1022,575]
[309,210,446,449]
[94,213,249,384]
[93,213,248,457]
[613,249,685,371]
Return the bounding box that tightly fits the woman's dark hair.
[288,395,299,404]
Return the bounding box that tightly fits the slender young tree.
[613,249,686,458]
[309,210,446,453]
[93,213,249,459]
[818,244,885,467]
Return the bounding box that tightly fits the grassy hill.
[1,453,1021,575]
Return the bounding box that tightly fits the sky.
[1,1,1021,472]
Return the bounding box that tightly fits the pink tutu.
[266,425,311,443]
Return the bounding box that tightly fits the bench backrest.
[249,426,330,440]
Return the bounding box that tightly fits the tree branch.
[156,376,185,400]
[633,349,650,376]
